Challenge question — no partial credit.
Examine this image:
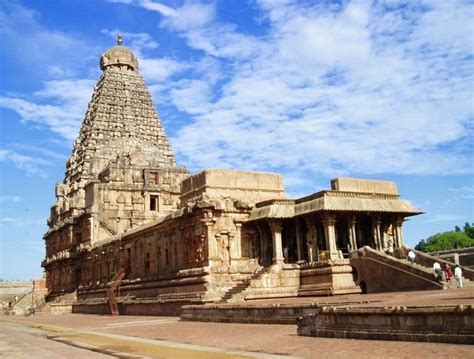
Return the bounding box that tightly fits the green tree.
[416,231,474,252]
[463,222,474,239]
[415,239,427,252]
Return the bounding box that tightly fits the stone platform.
[297,305,474,345]
[181,287,474,344]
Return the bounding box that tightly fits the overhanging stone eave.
[246,203,296,222]
[294,195,422,217]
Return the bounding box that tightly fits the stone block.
[331,177,398,195]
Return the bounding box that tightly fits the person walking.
[433,261,442,282]
[407,250,416,264]
[454,265,463,288]
[444,263,453,283]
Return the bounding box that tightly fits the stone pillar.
[295,218,303,261]
[394,217,404,248]
[269,220,284,265]
[372,215,382,251]
[347,216,357,251]
[322,214,340,260]
[202,210,217,262]
[232,221,242,260]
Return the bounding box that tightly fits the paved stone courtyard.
[2,288,473,358]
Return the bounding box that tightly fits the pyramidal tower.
[44,36,189,291]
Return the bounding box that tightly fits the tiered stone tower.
[43,36,188,296]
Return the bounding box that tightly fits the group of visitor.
[433,261,463,288]
[406,249,464,288]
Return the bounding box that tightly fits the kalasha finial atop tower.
[100,34,139,71]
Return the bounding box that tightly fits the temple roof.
[247,190,423,222]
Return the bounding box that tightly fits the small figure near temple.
[407,250,416,264]
[444,263,453,283]
[386,241,394,256]
[454,265,463,288]
[433,261,442,282]
[283,247,289,264]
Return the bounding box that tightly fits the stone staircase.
[218,267,269,303]
[355,247,472,291]
[396,246,474,284]
[41,291,77,314]
[350,247,444,292]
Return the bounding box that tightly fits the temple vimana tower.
[43,37,425,314]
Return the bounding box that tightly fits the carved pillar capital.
[268,219,283,232]
[321,213,336,226]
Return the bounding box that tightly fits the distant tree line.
[415,222,474,252]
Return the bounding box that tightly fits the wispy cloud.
[0,196,22,204]
[0,78,95,141]
[449,185,474,200]
[0,217,45,227]
[0,2,97,77]
[423,214,467,224]
[7,143,67,161]
[0,149,50,177]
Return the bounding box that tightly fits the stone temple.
[43,37,426,315]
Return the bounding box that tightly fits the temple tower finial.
[117,33,123,46]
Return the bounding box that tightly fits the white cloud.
[140,57,189,82]
[151,0,474,192]
[158,1,215,31]
[0,149,50,177]
[142,1,260,59]
[0,78,94,141]
[138,0,176,17]
[424,214,467,224]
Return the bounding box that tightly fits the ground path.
[1,287,473,358]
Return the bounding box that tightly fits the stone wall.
[0,280,32,312]
[180,169,285,206]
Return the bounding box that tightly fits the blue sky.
[0,0,473,280]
